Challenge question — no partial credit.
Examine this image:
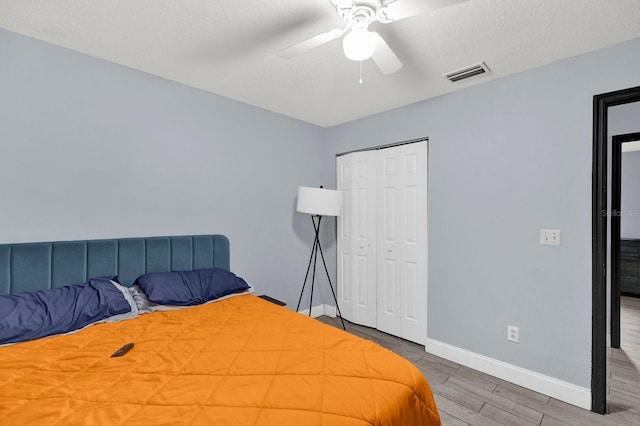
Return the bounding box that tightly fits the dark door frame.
[592,86,640,414]
[610,132,640,350]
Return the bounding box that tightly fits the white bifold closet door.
[337,142,427,344]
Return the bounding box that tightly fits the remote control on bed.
[110,343,134,358]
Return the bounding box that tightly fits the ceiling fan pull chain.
[359,60,364,84]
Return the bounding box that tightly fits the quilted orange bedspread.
[0,295,441,425]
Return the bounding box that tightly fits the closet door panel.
[377,152,402,335]
[337,151,376,328]
[398,143,428,344]
[352,152,377,327]
[377,143,427,343]
[337,156,353,320]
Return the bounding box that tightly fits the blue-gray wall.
[0,28,329,309]
[622,151,640,239]
[611,102,640,241]
[325,38,640,388]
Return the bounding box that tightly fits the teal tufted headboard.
[0,235,230,295]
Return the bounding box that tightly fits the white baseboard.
[323,304,337,317]
[425,338,591,410]
[298,304,337,318]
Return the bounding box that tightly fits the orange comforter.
[0,295,441,425]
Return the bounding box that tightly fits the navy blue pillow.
[0,277,132,345]
[133,268,249,306]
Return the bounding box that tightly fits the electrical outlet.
[540,229,561,246]
[507,325,520,343]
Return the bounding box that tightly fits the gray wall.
[324,38,640,388]
[622,151,640,239]
[0,28,329,309]
[610,101,640,135]
[611,102,640,243]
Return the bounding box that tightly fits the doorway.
[610,132,640,349]
[592,86,640,414]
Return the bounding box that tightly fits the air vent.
[444,62,490,82]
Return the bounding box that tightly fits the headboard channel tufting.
[0,235,230,295]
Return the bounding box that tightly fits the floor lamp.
[296,186,346,330]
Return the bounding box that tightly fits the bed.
[0,235,441,425]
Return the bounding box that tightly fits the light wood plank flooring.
[607,295,640,423]
[318,297,640,426]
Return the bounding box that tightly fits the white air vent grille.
[444,62,490,82]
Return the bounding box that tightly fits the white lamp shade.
[297,186,342,216]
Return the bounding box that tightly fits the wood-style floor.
[318,296,640,426]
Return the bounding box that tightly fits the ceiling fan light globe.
[342,29,377,61]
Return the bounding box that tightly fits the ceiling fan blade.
[277,28,345,58]
[378,0,469,22]
[371,33,403,75]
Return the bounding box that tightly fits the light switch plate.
[540,229,561,246]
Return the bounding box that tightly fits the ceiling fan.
[277,0,469,75]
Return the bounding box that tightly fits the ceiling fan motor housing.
[337,0,382,28]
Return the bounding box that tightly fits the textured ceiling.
[1,0,639,127]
